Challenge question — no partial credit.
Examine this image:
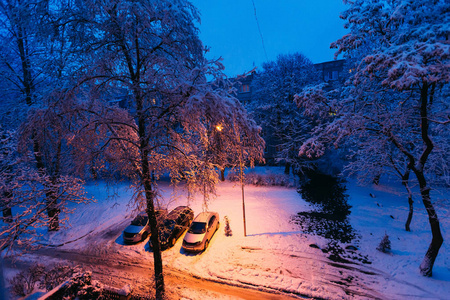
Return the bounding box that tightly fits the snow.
[3,166,449,299]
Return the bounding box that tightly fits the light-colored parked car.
[182,212,219,252]
[123,210,166,244]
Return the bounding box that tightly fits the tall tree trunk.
[415,82,443,276]
[0,258,8,300]
[2,207,12,223]
[45,186,60,231]
[388,82,444,276]
[33,136,60,231]
[402,169,413,232]
[47,141,62,231]
[15,7,61,231]
[415,170,443,276]
[405,194,413,232]
[142,150,165,299]
[117,16,167,294]
[284,162,291,175]
[143,171,164,299]
[16,24,33,105]
[220,167,225,181]
[46,202,60,231]
[136,91,165,299]
[2,191,13,223]
[35,146,61,231]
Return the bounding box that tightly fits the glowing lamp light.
[216,124,223,132]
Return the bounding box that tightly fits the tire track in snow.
[12,248,306,300]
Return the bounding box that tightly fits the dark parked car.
[182,212,219,252]
[149,206,194,250]
[123,210,166,244]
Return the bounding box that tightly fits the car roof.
[167,206,192,219]
[193,212,216,223]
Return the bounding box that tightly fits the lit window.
[240,84,250,93]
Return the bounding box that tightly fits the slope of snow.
[3,167,449,299]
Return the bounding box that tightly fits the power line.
[251,0,268,61]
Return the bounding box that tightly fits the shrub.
[41,264,77,291]
[224,216,232,237]
[62,271,104,300]
[9,263,45,297]
[376,233,391,253]
[9,263,77,298]
[227,172,293,187]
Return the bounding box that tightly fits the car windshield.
[188,222,206,234]
[131,215,148,226]
[163,219,176,229]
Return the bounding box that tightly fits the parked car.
[182,212,220,252]
[149,206,194,250]
[123,210,166,244]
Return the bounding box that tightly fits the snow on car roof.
[193,212,214,223]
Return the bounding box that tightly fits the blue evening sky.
[190,0,348,77]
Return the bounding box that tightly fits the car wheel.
[204,240,209,251]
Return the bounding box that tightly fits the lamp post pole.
[239,143,246,237]
[225,121,247,237]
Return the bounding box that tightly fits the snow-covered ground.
[3,166,449,299]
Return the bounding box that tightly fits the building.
[230,70,255,105]
[233,59,346,104]
[314,59,345,82]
